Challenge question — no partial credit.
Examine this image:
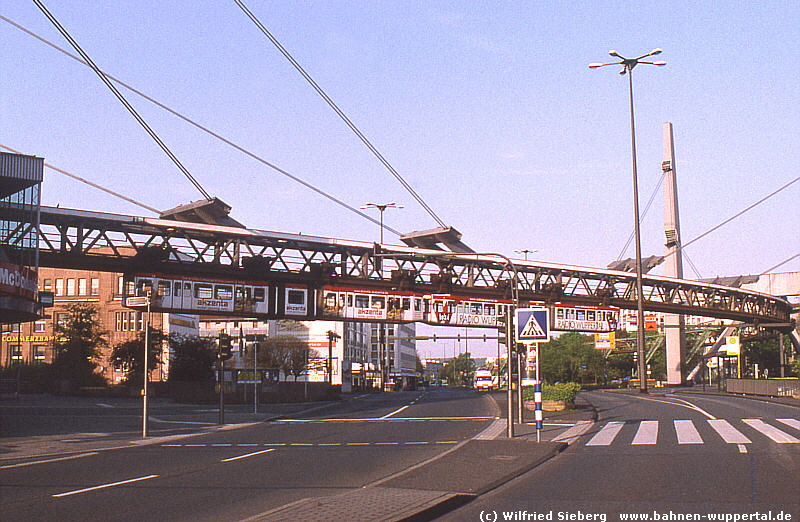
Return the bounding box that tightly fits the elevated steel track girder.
[21,206,794,328]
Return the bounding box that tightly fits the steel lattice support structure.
[6,206,792,328]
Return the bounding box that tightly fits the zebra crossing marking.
[742,419,800,443]
[631,420,659,445]
[583,417,800,448]
[586,421,625,446]
[777,418,800,431]
[674,420,703,444]
[707,419,751,444]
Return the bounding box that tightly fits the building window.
[10,345,22,362]
[56,313,69,328]
[116,311,143,331]
[66,278,75,295]
[33,345,46,361]
[78,278,87,296]
[91,278,100,296]
[33,320,46,333]
[43,279,52,292]
[55,278,64,296]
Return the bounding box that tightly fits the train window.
[577,310,586,321]
[236,286,251,301]
[484,304,495,315]
[137,279,153,296]
[355,295,369,308]
[403,298,411,310]
[587,310,595,321]
[414,299,422,312]
[215,285,233,300]
[371,296,385,309]
[254,287,265,302]
[556,308,565,320]
[287,289,306,305]
[347,294,353,307]
[388,298,400,310]
[174,282,182,297]
[157,280,171,296]
[195,284,213,299]
[471,303,482,314]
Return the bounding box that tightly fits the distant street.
[1,388,499,521]
[442,390,800,520]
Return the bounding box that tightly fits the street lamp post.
[590,49,665,393]
[513,249,537,261]
[360,202,403,391]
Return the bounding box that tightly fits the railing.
[726,378,800,397]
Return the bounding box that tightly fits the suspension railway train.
[122,273,619,332]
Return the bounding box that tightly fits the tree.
[243,335,314,381]
[441,352,476,387]
[52,303,107,390]
[539,332,601,384]
[168,334,216,382]
[110,327,164,385]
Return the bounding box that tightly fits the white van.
[473,370,495,391]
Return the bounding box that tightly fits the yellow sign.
[594,332,615,350]
[724,336,740,355]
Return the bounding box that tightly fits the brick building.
[0,267,198,384]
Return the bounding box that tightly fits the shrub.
[523,382,581,403]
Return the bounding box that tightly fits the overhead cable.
[616,172,665,261]
[667,175,800,261]
[31,1,212,201]
[1,15,400,236]
[233,0,448,229]
[0,144,161,215]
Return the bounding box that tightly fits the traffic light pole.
[142,293,150,438]
[218,353,225,425]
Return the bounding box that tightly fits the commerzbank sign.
[0,261,37,300]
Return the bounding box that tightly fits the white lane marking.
[586,421,625,446]
[211,444,232,447]
[380,405,410,419]
[742,419,800,443]
[707,419,751,444]
[149,416,215,425]
[630,394,716,420]
[0,452,98,470]
[221,449,275,462]
[776,418,800,431]
[95,403,114,408]
[738,444,748,453]
[631,420,659,445]
[674,420,703,444]
[276,416,493,422]
[53,474,158,498]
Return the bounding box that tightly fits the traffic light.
[497,314,507,345]
[218,332,233,360]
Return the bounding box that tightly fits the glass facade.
[0,152,43,324]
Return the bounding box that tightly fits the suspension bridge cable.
[233,0,448,229]
[759,253,800,276]
[31,1,212,202]
[1,15,400,236]
[616,172,665,261]
[0,144,161,215]
[666,174,800,262]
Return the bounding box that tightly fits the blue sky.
[3,2,798,357]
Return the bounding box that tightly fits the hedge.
[522,382,581,403]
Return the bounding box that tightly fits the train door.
[282,284,310,318]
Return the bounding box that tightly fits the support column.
[663,122,687,385]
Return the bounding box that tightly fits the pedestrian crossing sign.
[516,308,549,341]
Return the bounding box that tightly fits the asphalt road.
[0,388,501,521]
[441,389,800,521]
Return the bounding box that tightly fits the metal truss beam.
[21,206,794,328]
